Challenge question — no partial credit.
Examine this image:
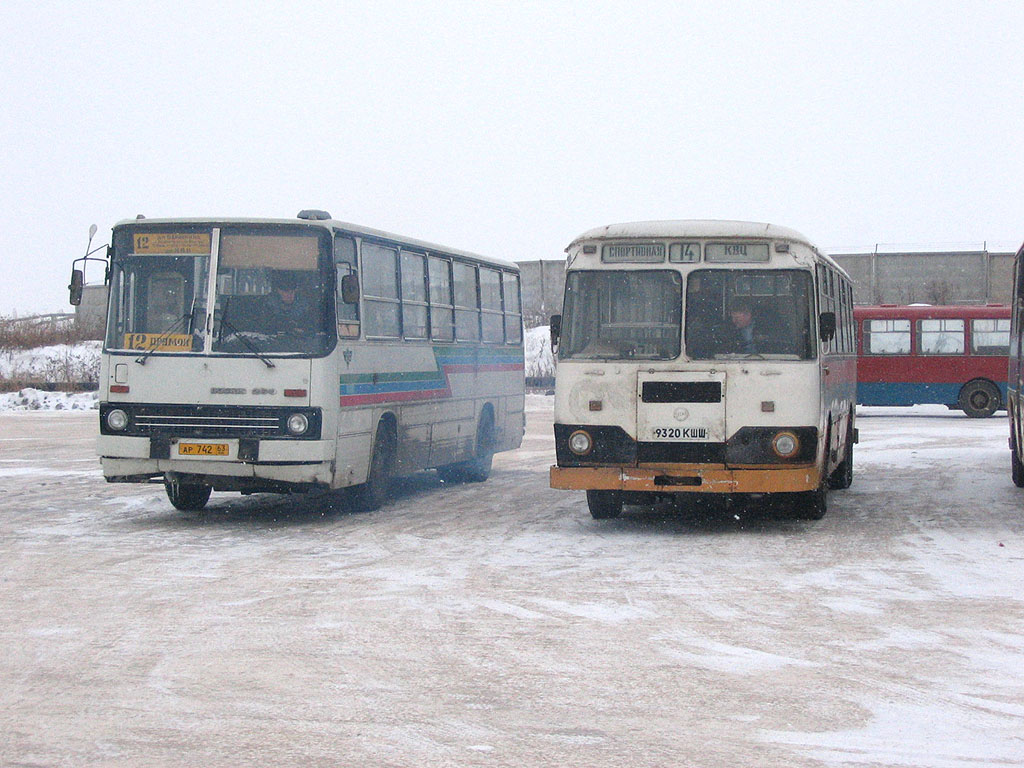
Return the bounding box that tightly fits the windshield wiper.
[216,301,276,369]
[134,305,194,366]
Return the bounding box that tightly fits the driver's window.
[335,235,359,337]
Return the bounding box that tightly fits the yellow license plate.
[178,442,229,456]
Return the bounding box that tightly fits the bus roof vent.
[297,209,332,220]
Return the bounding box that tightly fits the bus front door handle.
[823,366,830,375]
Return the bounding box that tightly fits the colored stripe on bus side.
[339,346,524,406]
[857,381,1008,407]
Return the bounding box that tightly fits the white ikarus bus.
[549,220,856,520]
[70,211,525,511]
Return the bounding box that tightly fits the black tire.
[435,464,464,484]
[785,484,827,521]
[959,379,1001,418]
[586,490,623,520]
[352,423,395,511]
[463,411,495,483]
[1013,440,1024,489]
[165,480,212,511]
[828,421,854,490]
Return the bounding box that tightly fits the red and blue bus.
[855,304,1010,418]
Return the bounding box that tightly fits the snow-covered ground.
[1,399,1022,766]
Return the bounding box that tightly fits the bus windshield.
[685,269,814,360]
[560,270,682,360]
[105,225,334,356]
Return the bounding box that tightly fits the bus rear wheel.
[959,379,1001,418]
[437,410,495,484]
[586,490,623,520]
[464,410,495,482]
[165,479,212,511]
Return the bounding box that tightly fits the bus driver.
[261,270,313,335]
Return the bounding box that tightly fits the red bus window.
[971,318,1010,356]
[918,319,964,355]
[864,319,910,354]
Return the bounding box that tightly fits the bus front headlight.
[568,429,593,456]
[286,413,309,436]
[772,431,799,459]
[106,408,129,431]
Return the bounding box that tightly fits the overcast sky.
[1,0,1022,314]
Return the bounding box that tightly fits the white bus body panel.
[555,362,824,444]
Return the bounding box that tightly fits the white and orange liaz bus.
[549,220,856,520]
[70,211,524,511]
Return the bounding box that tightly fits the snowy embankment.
[0,331,556,411]
[0,341,101,411]
[0,388,99,411]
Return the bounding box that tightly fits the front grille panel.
[641,381,722,403]
[133,413,281,433]
[100,403,322,440]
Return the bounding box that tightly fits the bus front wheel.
[959,379,1001,418]
[828,421,854,490]
[586,490,623,520]
[165,479,212,511]
[1013,438,1024,488]
[786,484,827,521]
[352,423,395,511]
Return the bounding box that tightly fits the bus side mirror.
[819,311,836,343]
[550,314,561,351]
[69,269,85,306]
[340,273,360,305]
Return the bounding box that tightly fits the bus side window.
[429,256,455,342]
[971,317,1010,356]
[918,318,965,355]
[503,272,523,344]
[453,261,480,341]
[865,319,911,354]
[480,267,504,343]
[362,242,401,338]
[401,251,428,340]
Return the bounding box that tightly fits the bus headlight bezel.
[106,408,129,431]
[771,431,800,459]
[568,429,594,456]
[286,413,310,436]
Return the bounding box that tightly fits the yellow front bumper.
[550,464,822,494]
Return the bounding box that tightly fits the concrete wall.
[832,250,1015,305]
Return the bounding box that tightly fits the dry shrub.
[0,314,102,391]
[0,314,102,350]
